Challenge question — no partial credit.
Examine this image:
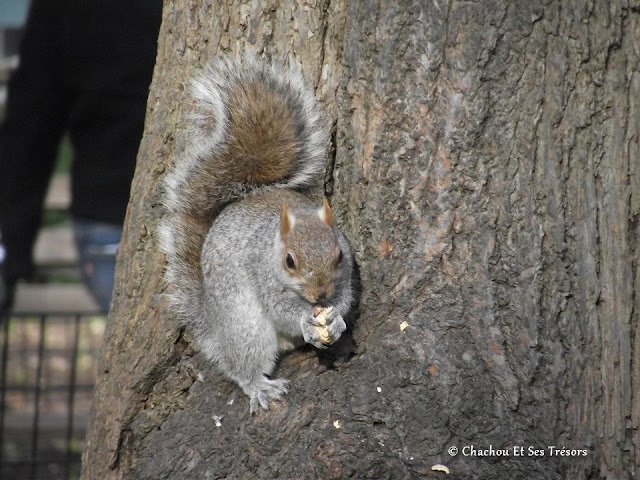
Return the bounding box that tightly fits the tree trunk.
[82,1,639,479]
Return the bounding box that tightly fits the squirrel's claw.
[247,377,289,415]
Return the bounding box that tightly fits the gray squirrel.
[159,57,354,413]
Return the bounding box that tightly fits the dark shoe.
[0,269,16,312]
[0,247,16,312]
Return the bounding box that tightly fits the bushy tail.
[158,57,327,325]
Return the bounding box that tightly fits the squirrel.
[158,57,354,414]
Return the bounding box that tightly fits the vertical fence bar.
[63,314,81,480]
[30,314,46,480]
[0,313,10,478]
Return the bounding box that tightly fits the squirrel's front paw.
[301,307,346,348]
[301,316,328,349]
[324,308,347,340]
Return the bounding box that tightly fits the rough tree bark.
[82,1,639,479]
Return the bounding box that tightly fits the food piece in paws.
[312,306,334,345]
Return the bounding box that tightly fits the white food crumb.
[431,464,450,474]
[212,415,223,427]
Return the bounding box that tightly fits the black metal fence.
[0,310,105,480]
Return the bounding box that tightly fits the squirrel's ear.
[281,204,293,236]
[319,197,333,226]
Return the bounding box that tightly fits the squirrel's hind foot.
[244,377,289,414]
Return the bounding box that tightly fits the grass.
[55,136,72,174]
[43,136,73,228]
[42,136,77,283]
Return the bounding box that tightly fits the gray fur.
[159,57,353,413]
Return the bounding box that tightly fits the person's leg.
[0,0,74,310]
[72,219,121,313]
[63,1,161,313]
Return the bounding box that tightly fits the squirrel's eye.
[285,253,296,270]
[337,250,344,264]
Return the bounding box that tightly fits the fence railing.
[0,309,105,480]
